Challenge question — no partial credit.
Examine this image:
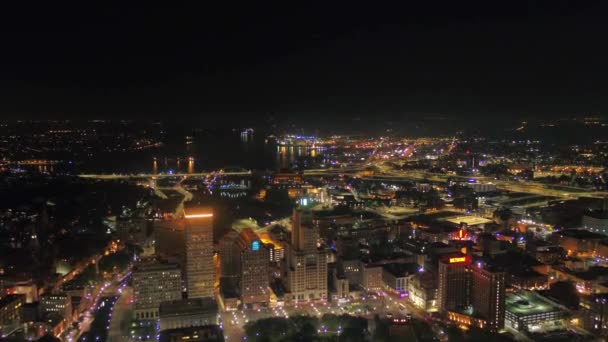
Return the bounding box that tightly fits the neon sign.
[449,257,466,263]
[252,240,260,251]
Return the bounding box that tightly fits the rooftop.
[159,325,223,342]
[0,294,24,307]
[159,298,218,317]
[506,291,565,317]
[382,262,420,277]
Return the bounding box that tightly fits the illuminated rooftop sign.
[449,256,467,264]
[252,240,260,251]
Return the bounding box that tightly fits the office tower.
[218,230,241,278]
[184,208,215,299]
[286,199,328,302]
[470,262,506,331]
[132,261,182,320]
[237,228,270,306]
[155,219,186,267]
[437,254,470,313]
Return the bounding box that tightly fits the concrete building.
[505,291,566,331]
[159,325,224,342]
[465,182,497,193]
[155,219,186,267]
[0,294,25,335]
[582,209,608,236]
[437,255,470,313]
[470,262,506,331]
[550,229,604,257]
[408,271,438,312]
[40,293,71,322]
[382,263,419,296]
[159,298,218,331]
[133,261,182,320]
[218,230,241,279]
[184,208,215,299]
[341,259,363,287]
[237,229,270,306]
[362,264,384,292]
[579,293,608,336]
[286,200,328,302]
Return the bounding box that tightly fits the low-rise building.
[40,293,71,322]
[505,291,566,331]
[159,325,224,342]
[578,293,608,336]
[362,264,383,292]
[0,294,25,335]
[408,271,438,311]
[382,263,419,296]
[159,298,218,331]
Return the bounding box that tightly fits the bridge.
[78,170,252,179]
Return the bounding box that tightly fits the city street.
[108,286,133,341]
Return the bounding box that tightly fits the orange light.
[458,229,466,239]
[184,213,213,218]
[449,257,466,263]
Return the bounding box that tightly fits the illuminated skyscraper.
[470,262,506,331]
[218,230,241,278]
[437,254,470,313]
[286,198,327,302]
[184,208,215,299]
[237,228,270,305]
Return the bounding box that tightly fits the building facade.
[286,203,328,302]
[159,298,218,331]
[237,229,270,306]
[133,261,182,320]
[0,294,25,335]
[40,293,72,322]
[437,255,470,313]
[362,264,384,292]
[470,263,506,331]
[184,208,215,299]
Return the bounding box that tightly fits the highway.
[78,163,608,200]
[78,171,251,179]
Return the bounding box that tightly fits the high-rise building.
[439,255,507,331]
[133,261,182,320]
[218,230,241,279]
[437,254,470,313]
[237,228,270,306]
[470,262,506,331]
[155,219,186,267]
[184,208,215,299]
[286,199,328,302]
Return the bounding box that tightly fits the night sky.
[1,2,607,123]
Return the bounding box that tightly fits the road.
[79,163,607,200]
[79,170,252,179]
[108,286,133,341]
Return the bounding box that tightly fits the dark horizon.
[1,2,608,121]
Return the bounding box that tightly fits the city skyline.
[2,2,608,342]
